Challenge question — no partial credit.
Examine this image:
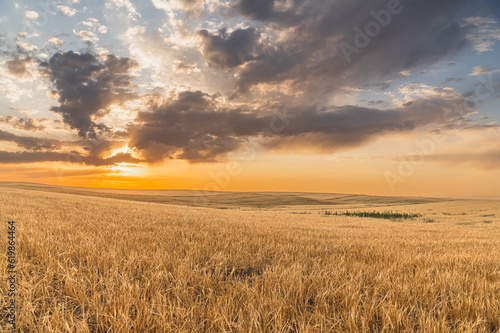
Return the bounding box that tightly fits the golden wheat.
[0,187,499,332]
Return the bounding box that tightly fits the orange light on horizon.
[110,163,148,177]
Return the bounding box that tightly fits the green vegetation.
[323,210,422,220]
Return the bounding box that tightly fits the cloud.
[5,56,32,78]
[0,116,46,132]
[24,11,38,19]
[106,0,141,21]
[175,61,201,74]
[48,37,64,46]
[73,29,99,44]
[0,130,61,151]
[127,90,251,163]
[228,0,474,95]
[262,97,474,153]
[127,89,474,163]
[16,41,37,53]
[428,149,500,170]
[469,66,500,76]
[57,5,77,17]
[98,25,108,34]
[198,28,261,69]
[152,0,205,17]
[78,18,109,34]
[462,16,500,53]
[0,129,142,166]
[39,51,138,139]
[443,77,463,84]
[0,150,141,166]
[236,0,299,23]
[0,151,72,164]
[373,82,391,91]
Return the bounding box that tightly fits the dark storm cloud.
[39,51,137,139]
[127,90,474,162]
[0,116,46,132]
[198,28,261,69]
[229,0,477,94]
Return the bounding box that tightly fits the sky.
[0,0,500,197]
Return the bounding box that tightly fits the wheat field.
[0,184,499,332]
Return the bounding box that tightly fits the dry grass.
[0,185,499,332]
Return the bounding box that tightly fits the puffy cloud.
[106,0,141,21]
[16,42,38,53]
[174,61,201,74]
[152,0,205,17]
[48,37,64,46]
[198,28,261,69]
[5,56,32,78]
[228,0,474,95]
[78,19,109,35]
[57,5,77,17]
[127,89,474,163]
[236,0,299,22]
[40,51,138,139]
[127,90,250,163]
[0,116,46,132]
[98,25,108,34]
[24,11,38,19]
[73,29,99,44]
[0,129,142,166]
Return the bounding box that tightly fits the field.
[0,182,499,332]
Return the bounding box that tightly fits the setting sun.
[110,162,147,177]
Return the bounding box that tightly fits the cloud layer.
[40,51,137,139]
[0,0,498,170]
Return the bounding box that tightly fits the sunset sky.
[0,0,500,196]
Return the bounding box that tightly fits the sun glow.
[110,163,147,176]
[109,145,135,157]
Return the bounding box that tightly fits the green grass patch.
[323,210,422,220]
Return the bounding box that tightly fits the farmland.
[0,182,499,332]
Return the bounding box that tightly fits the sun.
[107,145,146,176]
[110,163,147,176]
